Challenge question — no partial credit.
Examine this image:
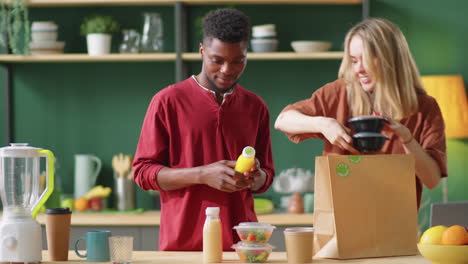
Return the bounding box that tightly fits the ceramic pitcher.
[74,154,102,198]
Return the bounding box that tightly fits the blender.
[0,143,54,263]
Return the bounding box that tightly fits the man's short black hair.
[202,8,251,44]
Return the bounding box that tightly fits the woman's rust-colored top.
[281,79,447,207]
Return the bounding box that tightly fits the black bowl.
[352,132,389,153]
[348,116,389,133]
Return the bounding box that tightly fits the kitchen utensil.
[0,143,55,263]
[291,40,332,52]
[74,154,102,198]
[348,115,389,133]
[119,29,140,53]
[284,227,314,264]
[115,175,135,211]
[251,39,279,52]
[140,12,164,52]
[45,207,72,261]
[75,230,111,262]
[232,242,274,263]
[417,244,468,264]
[287,192,304,214]
[233,222,276,243]
[352,132,389,153]
[112,153,132,179]
[109,236,133,264]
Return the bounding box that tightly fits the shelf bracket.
[175,1,188,82]
[362,0,370,20]
[1,28,12,146]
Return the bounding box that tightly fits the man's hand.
[199,160,253,192]
[238,159,266,191]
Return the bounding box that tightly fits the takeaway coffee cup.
[75,230,112,262]
[45,207,72,261]
[284,227,315,263]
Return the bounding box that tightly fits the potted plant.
[80,14,119,56]
[0,0,30,55]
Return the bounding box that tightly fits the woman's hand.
[386,118,413,144]
[321,118,359,154]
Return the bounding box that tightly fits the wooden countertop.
[42,251,429,264]
[35,210,313,226]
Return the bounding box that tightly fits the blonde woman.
[274,18,446,208]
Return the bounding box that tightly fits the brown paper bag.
[313,154,418,259]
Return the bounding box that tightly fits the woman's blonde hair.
[338,18,425,121]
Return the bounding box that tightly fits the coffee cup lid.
[284,227,314,234]
[46,207,72,214]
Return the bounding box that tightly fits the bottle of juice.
[234,146,256,173]
[203,207,222,263]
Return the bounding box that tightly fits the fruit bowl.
[417,244,468,264]
[232,242,274,263]
[233,222,276,243]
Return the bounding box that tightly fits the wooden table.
[42,251,430,264]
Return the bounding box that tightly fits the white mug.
[74,154,102,198]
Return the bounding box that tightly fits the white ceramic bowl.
[291,41,332,52]
[251,39,278,52]
[31,21,58,42]
[252,24,276,38]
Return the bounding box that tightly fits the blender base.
[0,217,42,263]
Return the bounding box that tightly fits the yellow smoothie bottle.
[234,146,256,173]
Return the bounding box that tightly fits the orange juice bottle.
[234,146,256,173]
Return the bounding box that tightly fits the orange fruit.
[420,225,447,245]
[74,197,89,212]
[441,225,468,245]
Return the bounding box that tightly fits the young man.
[133,8,275,251]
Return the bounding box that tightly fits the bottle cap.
[45,207,72,215]
[242,146,256,159]
[205,207,220,216]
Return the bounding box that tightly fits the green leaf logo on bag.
[348,155,362,164]
[336,162,351,177]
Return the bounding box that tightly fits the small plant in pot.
[80,14,119,56]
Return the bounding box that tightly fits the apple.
[88,197,104,211]
[60,198,74,211]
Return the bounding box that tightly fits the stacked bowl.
[232,222,276,263]
[29,21,65,54]
[251,24,278,53]
[347,116,389,153]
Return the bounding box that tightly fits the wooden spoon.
[112,153,132,179]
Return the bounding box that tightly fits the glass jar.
[140,12,164,53]
[119,29,140,53]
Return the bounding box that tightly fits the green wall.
[372,0,468,232]
[1,1,467,223]
[2,4,361,208]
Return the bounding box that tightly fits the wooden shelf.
[182,0,361,5]
[0,53,177,63]
[0,52,343,62]
[183,51,344,61]
[8,0,176,7]
[2,0,361,7]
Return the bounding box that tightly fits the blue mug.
[75,230,111,262]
